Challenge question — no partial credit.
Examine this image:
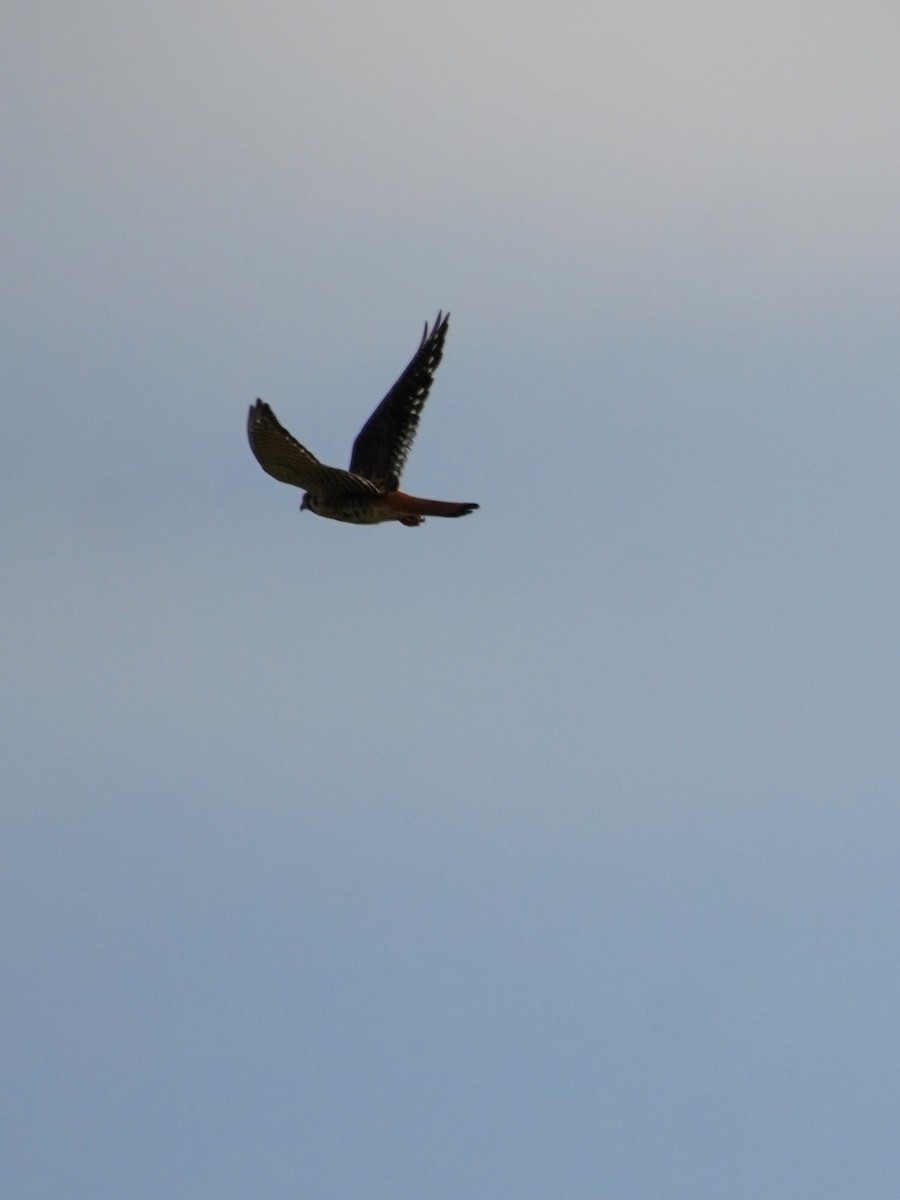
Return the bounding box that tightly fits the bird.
[247,312,479,528]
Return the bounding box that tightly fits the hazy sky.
[5,2,900,1196]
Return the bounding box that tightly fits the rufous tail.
[383,491,479,518]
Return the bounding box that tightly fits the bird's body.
[247,313,478,528]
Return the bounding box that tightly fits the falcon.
[247,312,479,527]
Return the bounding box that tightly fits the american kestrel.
[247,312,478,527]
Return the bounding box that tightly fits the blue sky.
[4,1,900,1196]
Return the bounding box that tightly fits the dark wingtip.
[422,310,449,343]
[248,399,277,439]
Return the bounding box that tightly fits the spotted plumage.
[247,313,478,527]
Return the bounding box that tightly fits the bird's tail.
[383,491,479,519]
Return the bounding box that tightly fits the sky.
[4,1,900,1196]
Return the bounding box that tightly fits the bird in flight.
[247,312,478,527]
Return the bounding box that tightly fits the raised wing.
[349,312,450,489]
[247,400,326,488]
[247,400,377,504]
